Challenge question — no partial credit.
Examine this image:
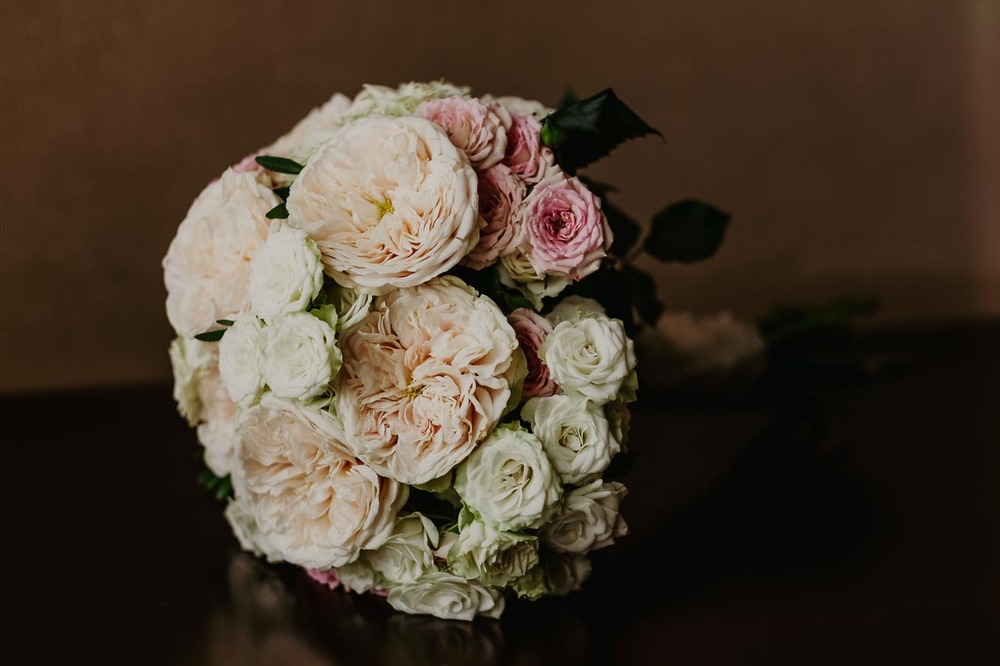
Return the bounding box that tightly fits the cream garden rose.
[335,276,518,485]
[522,394,621,485]
[261,312,341,401]
[248,227,324,318]
[163,168,280,337]
[386,572,505,621]
[286,115,479,293]
[231,395,406,569]
[541,480,629,554]
[454,424,562,531]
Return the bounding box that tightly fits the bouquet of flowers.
[163,80,733,621]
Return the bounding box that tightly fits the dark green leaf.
[555,87,579,110]
[541,88,661,172]
[644,199,731,263]
[605,200,642,257]
[622,264,664,326]
[499,288,534,313]
[194,329,226,342]
[266,203,289,219]
[255,155,304,175]
[216,319,234,326]
[272,186,291,200]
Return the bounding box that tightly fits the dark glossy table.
[4,324,999,665]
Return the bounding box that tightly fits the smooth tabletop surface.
[4,324,999,665]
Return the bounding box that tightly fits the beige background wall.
[1,0,998,394]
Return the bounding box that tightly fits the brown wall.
[1,0,998,394]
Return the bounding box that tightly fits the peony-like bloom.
[546,295,606,326]
[218,316,266,406]
[260,312,341,401]
[507,308,557,398]
[163,169,280,337]
[522,394,621,485]
[224,499,284,564]
[463,164,525,270]
[416,96,512,170]
[248,227,324,318]
[521,169,611,281]
[386,572,505,621]
[541,480,629,554]
[335,276,518,485]
[230,395,406,569]
[502,111,554,184]
[454,424,562,531]
[363,512,440,586]
[286,115,480,293]
[539,312,637,406]
[497,249,570,310]
[448,511,539,587]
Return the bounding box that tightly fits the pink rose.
[521,169,612,280]
[502,113,554,184]
[417,96,512,169]
[509,308,558,399]
[305,567,341,591]
[463,164,526,270]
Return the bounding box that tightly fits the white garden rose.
[455,424,562,531]
[386,572,505,621]
[449,511,539,587]
[218,316,265,406]
[260,312,341,401]
[521,394,621,485]
[335,276,518,485]
[346,80,470,119]
[248,227,324,318]
[497,248,570,310]
[546,295,606,326]
[163,168,280,337]
[364,512,439,585]
[539,312,637,406]
[287,115,479,293]
[264,92,352,161]
[231,395,407,569]
[224,498,284,564]
[542,480,629,554]
[545,552,592,596]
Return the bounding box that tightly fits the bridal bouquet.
[163,80,733,621]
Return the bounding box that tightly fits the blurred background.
[1,0,998,394]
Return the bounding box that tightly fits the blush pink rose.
[232,153,262,173]
[508,308,558,399]
[502,113,554,184]
[417,96,512,169]
[305,567,342,591]
[521,169,612,280]
[463,164,526,270]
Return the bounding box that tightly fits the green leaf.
[254,155,304,175]
[556,87,579,110]
[644,199,731,263]
[622,264,664,326]
[605,200,642,257]
[266,203,289,219]
[216,319,234,326]
[194,328,226,342]
[272,186,291,200]
[541,88,661,172]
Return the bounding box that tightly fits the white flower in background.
[497,248,570,310]
[264,92,352,160]
[335,277,518,485]
[448,511,539,587]
[416,96,511,169]
[169,336,216,426]
[260,312,340,401]
[522,394,621,485]
[545,552,592,596]
[539,312,637,406]
[364,512,439,586]
[163,168,280,337]
[231,395,407,569]
[224,498,284,564]
[546,295,606,326]
[542,480,629,554]
[286,115,479,293]
[386,572,505,621]
[635,310,766,395]
[346,80,470,119]
[248,227,324,318]
[455,424,562,531]
[218,316,265,406]
[604,398,632,452]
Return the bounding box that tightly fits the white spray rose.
[163,168,280,337]
[539,312,637,406]
[522,395,621,485]
[386,572,505,621]
[455,424,562,531]
[287,115,479,293]
[248,227,324,318]
[231,395,407,569]
[542,480,629,554]
[364,513,440,586]
[218,316,265,406]
[497,248,570,310]
[546,295,607,326]
[261,312,341,401]
[449,512,539,587]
